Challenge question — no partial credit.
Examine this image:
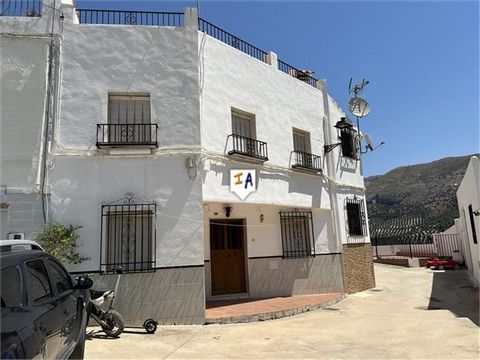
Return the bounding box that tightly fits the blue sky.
[77,0,479,176]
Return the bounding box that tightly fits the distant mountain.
[365,154,477,234]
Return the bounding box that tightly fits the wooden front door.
[210,219,247,295]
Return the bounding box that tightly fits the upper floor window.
[346,197,366,236]
[97,93,157,148]
[228,109,268,161]
[108,93,151,124]
[293,129,311,153]
[231,110,255,139]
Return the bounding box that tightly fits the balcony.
[227,134,268,162]
[291,151,322,173]
[96,124,158,148]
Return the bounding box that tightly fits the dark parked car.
[0,240,92,359]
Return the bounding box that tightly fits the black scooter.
[89,289,125,337]
[89,272,158,336]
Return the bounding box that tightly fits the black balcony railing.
[278,59,318,88]
[291,151,322,172]
[227,134,268,161]
[199,18,267,63]
[77,9,184,26]
[0,0,42,16]
[96,124,158,148]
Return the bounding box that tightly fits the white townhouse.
[0,0,375,324]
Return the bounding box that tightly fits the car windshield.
[1,266,23,308]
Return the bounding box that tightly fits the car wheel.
[454,264,460,270]
[69,326,86,359]
[438,265,445,270]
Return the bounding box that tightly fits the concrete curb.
[205,294,347,325]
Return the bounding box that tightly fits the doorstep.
[205,293,346,324]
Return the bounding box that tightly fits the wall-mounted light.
[185,157,195,169]
[260,214,264,223]
[324,117,354,154]
[224,206,232,217]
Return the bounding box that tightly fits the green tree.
[35,222,88,264]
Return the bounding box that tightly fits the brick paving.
[205,293,345,323]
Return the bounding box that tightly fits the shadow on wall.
[426,270,479,326]
[336,155,358,175]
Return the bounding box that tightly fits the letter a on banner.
[230,169,256,200]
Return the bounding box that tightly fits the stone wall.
[342,243,376,294]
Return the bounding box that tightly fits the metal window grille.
[280,211,315,258]
[340,128,359,159]
[346,197,366,237]
[100,194,156,273]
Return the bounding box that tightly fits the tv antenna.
[348,78,371,118]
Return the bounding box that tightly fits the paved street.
[85,264,479,359]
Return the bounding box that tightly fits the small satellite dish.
[348,97,371,117]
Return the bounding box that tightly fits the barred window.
[280,211,315,258]
[340,128,358,159]
[346,197,367,236]
[101,202,156,273]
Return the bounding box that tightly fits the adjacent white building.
[456,156,480,284]
[0,1,375,324]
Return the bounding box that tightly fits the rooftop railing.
[278,59,318,88]
[198,17,267,63]
[0,0,42,17]
[77,9,184,27]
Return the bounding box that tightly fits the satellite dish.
[348,97,371,117]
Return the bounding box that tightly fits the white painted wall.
[202,158,330,209]
[457,156,480,283]
[0,36,48,191]
[50,155,203,272]
[57,22,200,149]
[199,34,325,169]
[203,202,338,261]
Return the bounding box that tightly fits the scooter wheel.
[143,319,158,334]
[101,310,125,337]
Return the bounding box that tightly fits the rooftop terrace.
[0,1,319,89]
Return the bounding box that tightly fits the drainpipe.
[318,79,347,292]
